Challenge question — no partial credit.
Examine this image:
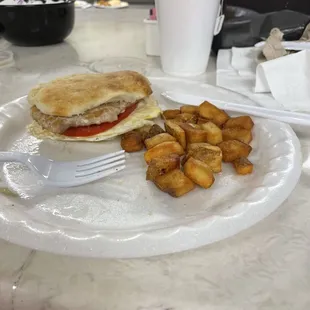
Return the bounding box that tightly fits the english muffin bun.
[28,71,153,117]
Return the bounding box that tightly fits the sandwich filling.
[31,100,139,137]
[28,71,158,139]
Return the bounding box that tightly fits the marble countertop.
[1,6,310,310]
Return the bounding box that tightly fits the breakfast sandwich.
[27,71,161,141]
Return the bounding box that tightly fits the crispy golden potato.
[165,120,187,150]
[233,157,254,175]
[135,125,152,141]
[222,127,253,144]
[185,123,201,129]
[154,169,195,197]
[146,154,180,181]
[199,101,229,127]
[200,121,223,145]
[184,157,215,189]
[144,141,185,164]
[187,142,213,152]
[167,119,183,126]
[162,109,181,120]
[184,143,222,173]
[145,124,165,140]
[223,116,254,130]
[218,140,252,162]
[173,113,198,124]
[214,112,230,127]
[121,131,144,153]
[180,123,208,144]
[197,117,210,125]
[180,105,199,115]
[145,133,176,150]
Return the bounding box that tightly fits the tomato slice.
[63,103,138,137]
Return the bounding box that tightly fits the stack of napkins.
[217,26,310,112]
[217,48,283,110]
[255,50,310,112]
[217,48,310,112]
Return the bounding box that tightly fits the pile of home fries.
[120,101,254,198]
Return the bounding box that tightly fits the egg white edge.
[27,96,161,142]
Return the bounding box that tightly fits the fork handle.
[0,152,27,163]
[163,92,310,127]
[222,103,310,127]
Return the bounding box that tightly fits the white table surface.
[0,6,310,310]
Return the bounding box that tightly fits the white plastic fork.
[255,41,310,51]
[162,91,310,127]
[0,150,126,187]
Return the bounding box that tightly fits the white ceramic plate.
[93,1,128,9]
[0,77,302,258]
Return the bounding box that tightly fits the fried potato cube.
[199,101,229,127]
[145,133,176,150]
[146,154,180,181]
[184,157,215,189]
[200,121,223,145]
[180,105,199,114]
[180,123,208,144]
[121,131,144,153]
[187,142,213,152]
[165,120,187,150]
[223,116,254,130]
[135,125,152,141]
[197,117,211,125]
[222,127,253,144]
[233,157,254,175]
[145,124,165,140]
[162,109,181,120]
[185,143,222,173]
[154,169,195,197]
[167,119,184,127]
[144,141,185,164]
[173,113,198,124]
[186,124,201,129]
[218,140,252,162]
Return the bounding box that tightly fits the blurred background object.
[127,0,309,13]
[259,10,310,40]
[212,6,261,51]
[212,7,310,52]
[142,0,310,55]
[0,0,75,46]
[226,0,310,14]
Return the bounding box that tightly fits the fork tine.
[76,154,125,172]
[73,165,126,186]
[76,159,126,177]
[77,150,125,167]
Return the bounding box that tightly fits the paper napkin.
[255,50,310,111]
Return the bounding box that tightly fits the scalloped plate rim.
[0,80,302,258]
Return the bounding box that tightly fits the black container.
[226,0,310,15]
[212,6,310,53]
[0,1,75,46]
[212,6,261,53]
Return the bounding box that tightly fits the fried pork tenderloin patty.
[31,100,136,134]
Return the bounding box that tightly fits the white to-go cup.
[155,0,224,77]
